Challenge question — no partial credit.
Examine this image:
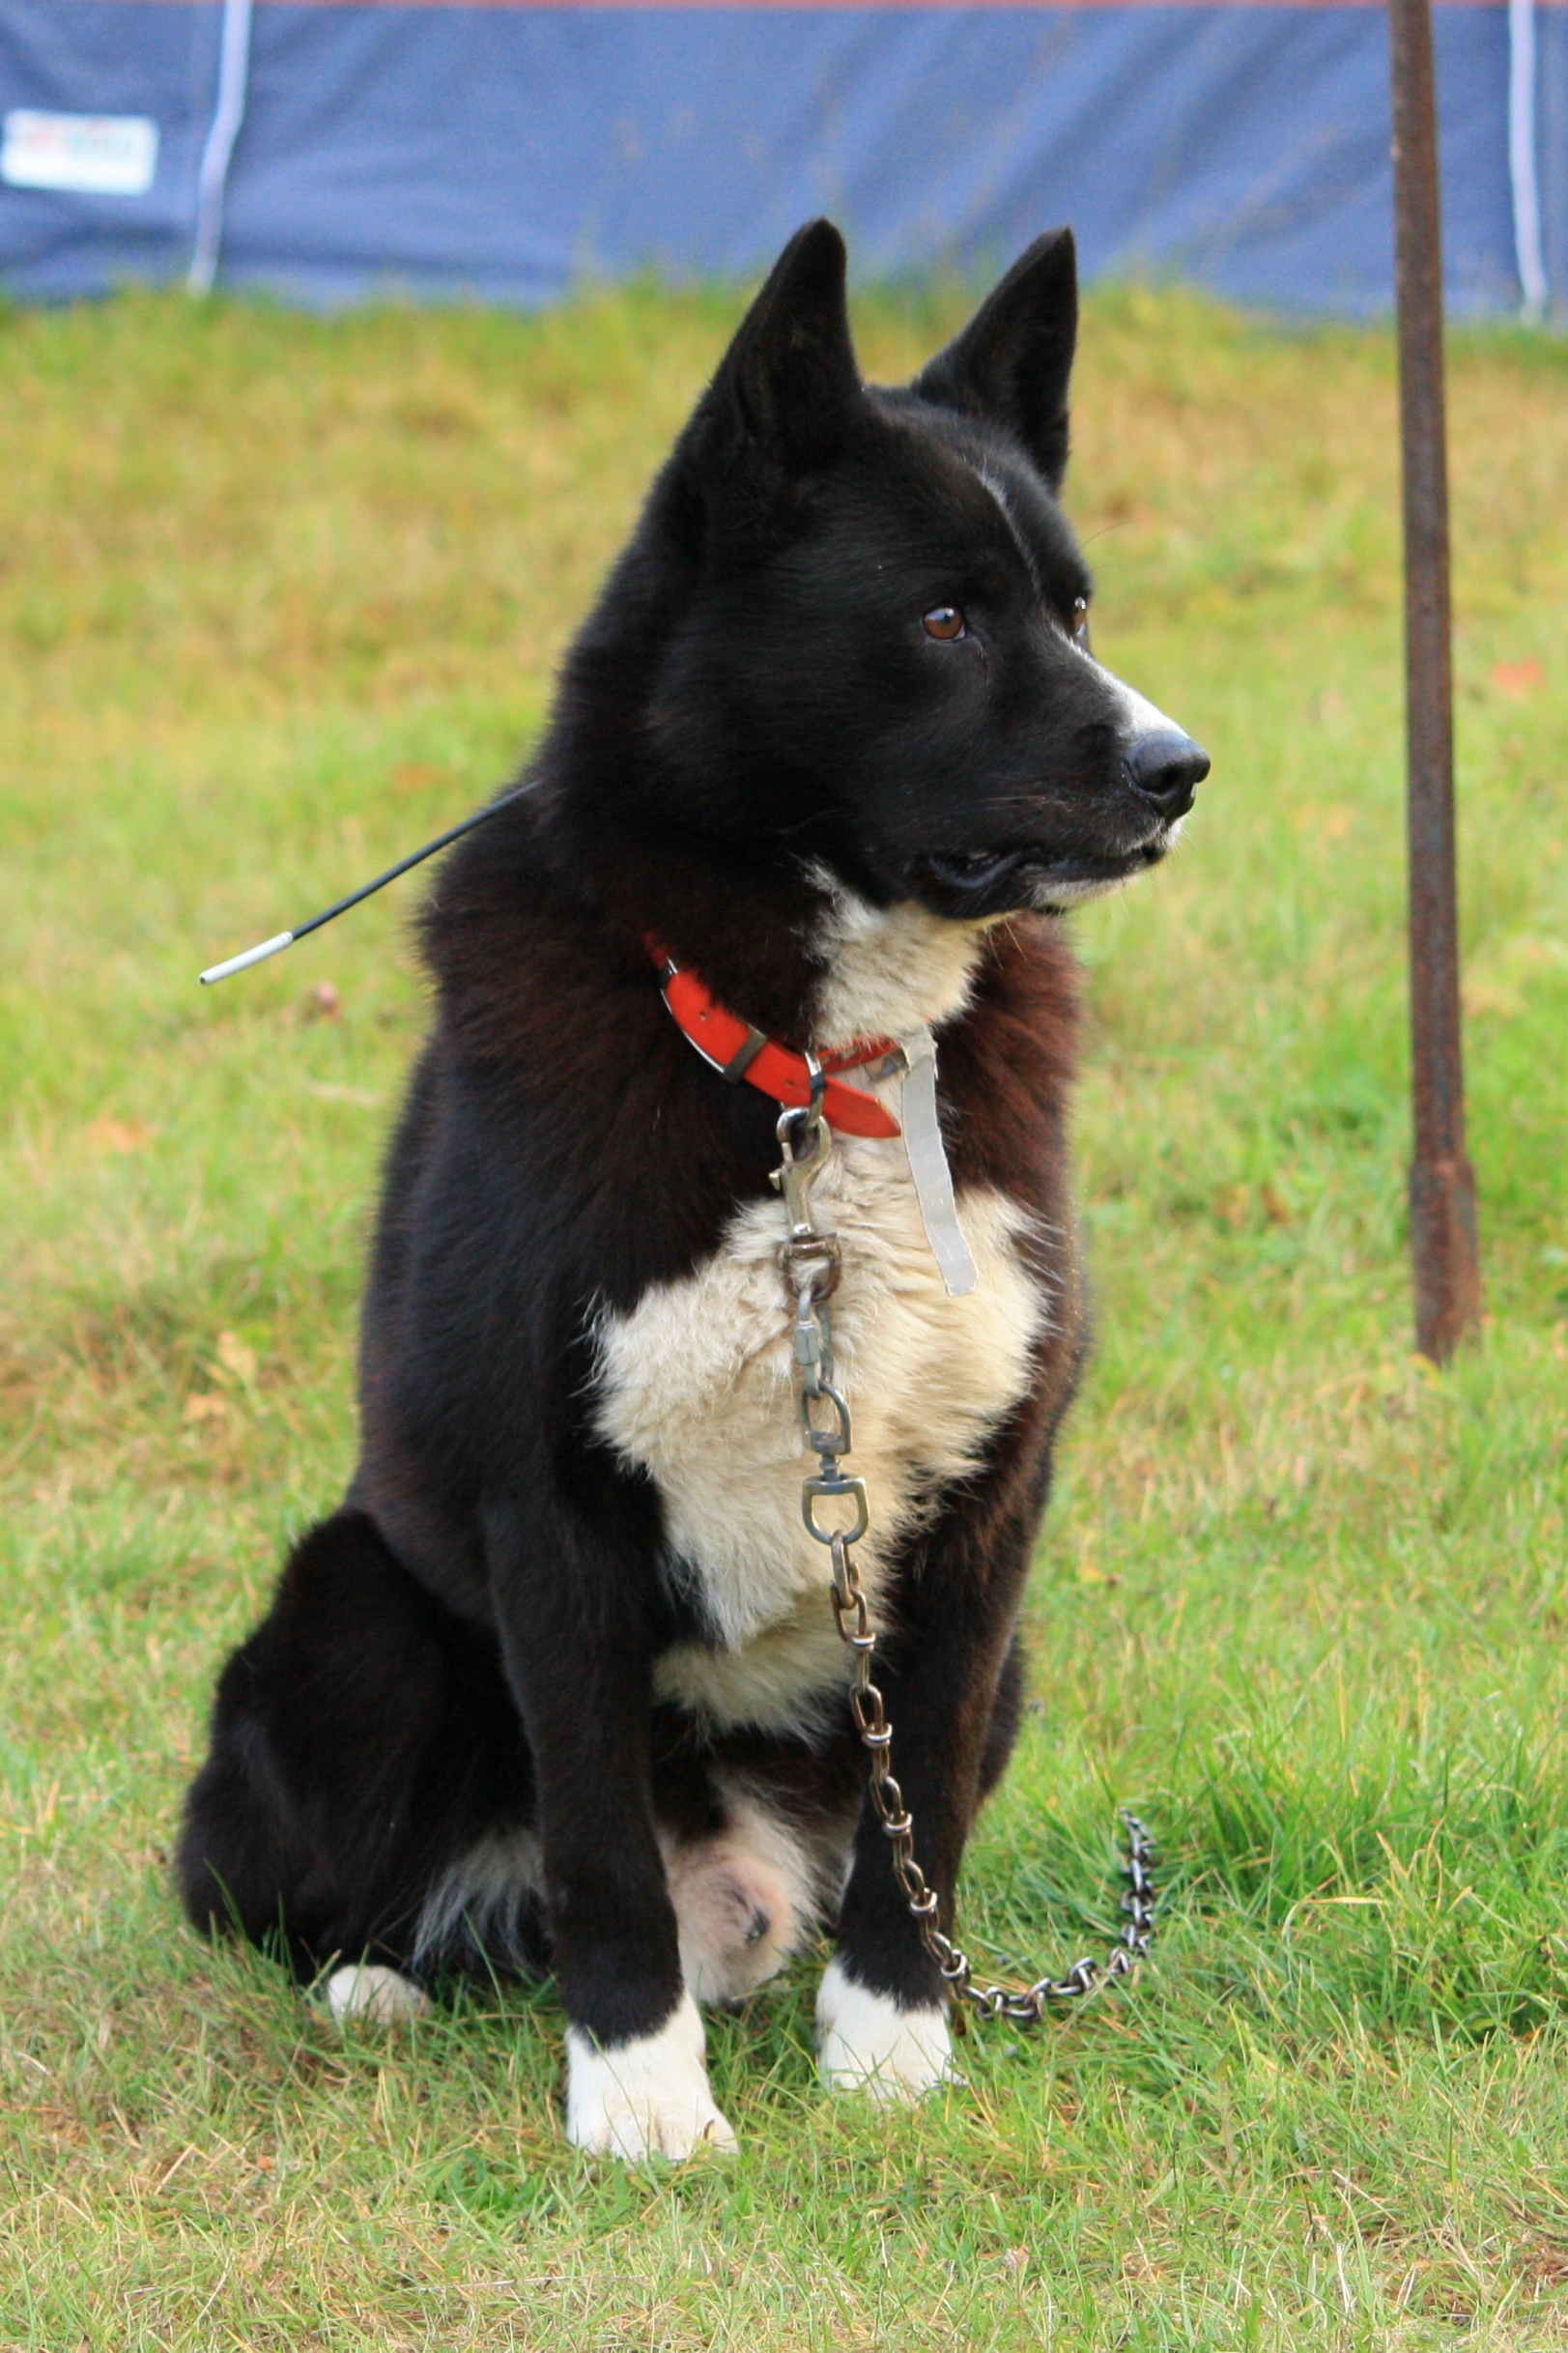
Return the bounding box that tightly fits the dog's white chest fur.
[592,897,1046,1736]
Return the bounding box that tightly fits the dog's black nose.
[1124,731,1210,818]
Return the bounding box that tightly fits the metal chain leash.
[772,1063,1156,2026]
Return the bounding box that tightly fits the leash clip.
[771,1054,831,1246]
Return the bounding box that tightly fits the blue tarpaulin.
[1,0,1562,314]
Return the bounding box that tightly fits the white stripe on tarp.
[1508,0,1549,324]
[188,0,254,297]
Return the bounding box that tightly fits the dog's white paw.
[566,1992,738,2161]
[324,1963,429,2026]
[816,1956,954,2101]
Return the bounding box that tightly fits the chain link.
[773,1070,1156,2026]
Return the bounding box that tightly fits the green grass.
[2,276,1566,2350]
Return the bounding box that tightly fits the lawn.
[1,273,1565,2350]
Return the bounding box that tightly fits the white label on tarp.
[1,111,158,197]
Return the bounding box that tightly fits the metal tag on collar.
[896,1026,977,1298]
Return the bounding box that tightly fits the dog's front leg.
[819,1517,1030,2102]
[483,1499,736,2161]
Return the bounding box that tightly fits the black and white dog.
[179,221,1205,2159]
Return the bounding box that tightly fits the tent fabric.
[1,0,1563,316]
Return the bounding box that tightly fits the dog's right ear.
[912,228,1078,492]
[679,220,862,512]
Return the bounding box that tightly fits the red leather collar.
[650,944,900,1139]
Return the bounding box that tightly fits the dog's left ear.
[912,228,1078,493]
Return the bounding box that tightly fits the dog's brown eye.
[1072,596,1091,649]
[923,606,966,642]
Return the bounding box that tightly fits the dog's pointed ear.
[912,228,1078,492]
[686,220,861,495]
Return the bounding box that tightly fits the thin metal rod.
[198,786,527,985]
[1388,0,1483,1361]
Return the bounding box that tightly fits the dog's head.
[586,219,1205,925]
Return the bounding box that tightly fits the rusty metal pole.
[1387,0,1483,1361]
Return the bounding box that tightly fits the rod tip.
[197,931,295,986]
